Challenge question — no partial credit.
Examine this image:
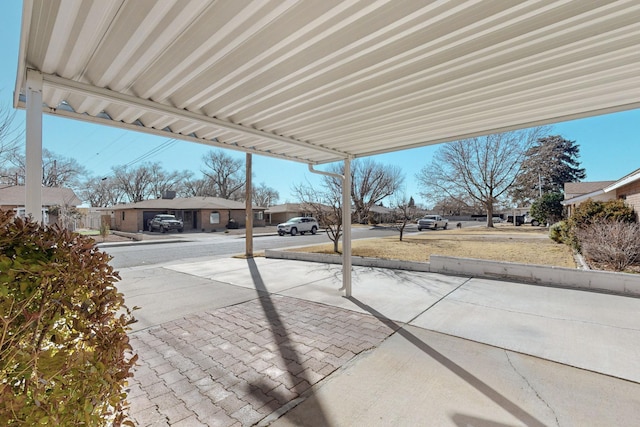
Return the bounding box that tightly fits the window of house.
[210,212,220,224]
[254,211,263,220]
[122,212,125,220]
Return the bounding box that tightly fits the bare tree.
[201,149,245,200]
[0,100,23,183]
[111,163,154,203]
[293,177,343,253]
[390,193,417,241]
[147,163,191,198]
[432,193,483,216]
[252,182,279,207]
[183,175,217,197]
[417,128,547,228]
[328,159,404,224]
[8,149,88,189]
[78,176,124,207]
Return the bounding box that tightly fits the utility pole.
[538,172,542,198]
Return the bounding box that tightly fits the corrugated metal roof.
[14,0,640,165]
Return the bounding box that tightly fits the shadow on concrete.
[246,258,331,425]
[347,296,546,427]
[451,413,518,427]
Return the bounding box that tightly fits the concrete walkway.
[118,257,640,426]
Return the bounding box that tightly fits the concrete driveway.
[118,256,640,426]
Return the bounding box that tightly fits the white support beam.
[341,158,352,297]
[245,153,253,257]
[25,69,43,223]
[308,162,353,296]
[42,74,349,160]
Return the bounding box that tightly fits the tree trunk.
[485,203,494,228]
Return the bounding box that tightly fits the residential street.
[102,225,409,269]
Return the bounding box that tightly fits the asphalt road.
[103,225,399,268]
[103,221,485,268]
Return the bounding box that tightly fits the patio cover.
[13,0,640,295]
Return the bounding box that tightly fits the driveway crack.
[505,350,560,427]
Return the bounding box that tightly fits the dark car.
[148,214,184,233]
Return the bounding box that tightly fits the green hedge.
[0,210,137,426]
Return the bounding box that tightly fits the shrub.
[568,199,635,230]
[575,220,640,271]
[563,199,636,250]
[549,220,569,244]
[0,210,137,426]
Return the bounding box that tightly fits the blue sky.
[1,3,638,206]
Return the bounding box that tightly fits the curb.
[265,249,640,297]
[95,238,184,248]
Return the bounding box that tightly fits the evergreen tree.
[512,135,586,204]
[530,192,564,225]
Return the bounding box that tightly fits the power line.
[81,130,130,164]
[121,138,178,168]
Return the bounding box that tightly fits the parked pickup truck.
[148,214,184,233]
[417,215,448,231]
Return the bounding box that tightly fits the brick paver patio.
[127,295,400,426]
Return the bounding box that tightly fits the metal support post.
[342,158,352,297]
[246,153,253,257]
[25,69,43,223]
[307,161,353,297]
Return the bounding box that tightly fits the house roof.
[265,202,333,214]
[265,203,306,214]
[0,186,82,207]
[564,181,616,199]
[265,202,325,214]
[110,197,265,210]
[604,167,640,193]
[561,189,612,206]
[369,205,393,214]
[562,168,640,205]
[14,1,640,166]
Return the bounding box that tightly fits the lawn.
[289,224,577,268]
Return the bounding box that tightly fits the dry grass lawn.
[290,224,576,268]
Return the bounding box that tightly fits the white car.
[277,217,319,236]
[417,215,448,231]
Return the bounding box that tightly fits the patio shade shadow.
[346,297,547,427]
[246,258,331,426]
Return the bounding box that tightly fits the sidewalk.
[118,257,640,426]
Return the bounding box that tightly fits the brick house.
[106,197,266,233]
[563,169,640,220]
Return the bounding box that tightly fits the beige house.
[0,185,82,226]
[563,170,640,219]
[265,203,318,225]
[106,197,266,233]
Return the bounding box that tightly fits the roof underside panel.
[15,0,640,164]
